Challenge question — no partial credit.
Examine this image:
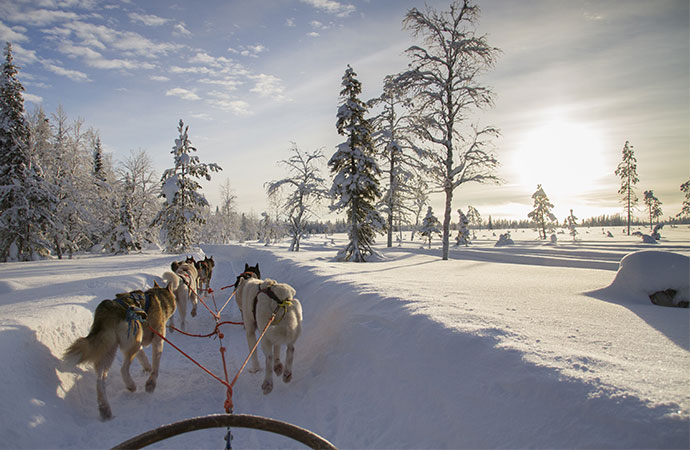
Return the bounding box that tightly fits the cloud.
[206,98,251,115]
[150,75,170,82]
[23,92,43,104]
[173,23,192,37]
[55,21,181,58]
[128,12,170,26]
[198,77,242,90]
[300,0,355,17]
[57,41,155,70]
[227,44,266,58]
[165,87,201,101]
[307,32,320,38]
[285,18,296,27]
[43,62,90,81]
[0,20,29,42]
[250,73,286,100]
[1,6,80,26]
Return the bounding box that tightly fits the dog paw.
[249,365,261,374]
[99,405,113,421]
[262,380,273,395]
[274,362,283,376]
[191,310,197,317]
[145,378,157,393]
[125,382,136,392]
[283,371,292,383]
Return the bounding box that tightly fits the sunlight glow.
[513,120,607,199]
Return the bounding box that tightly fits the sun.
[512,120,607,199]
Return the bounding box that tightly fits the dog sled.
[109,266,334,449]
[112,413,336,449]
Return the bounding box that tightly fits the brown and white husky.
[63,272,179,420]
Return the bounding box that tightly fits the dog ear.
[153,280,160,288]
[245,263,249,270]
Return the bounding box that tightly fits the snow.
[0,227,688,448]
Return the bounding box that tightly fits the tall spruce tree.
[329,65,384,262]
[677,179,689,219]
[153,119,221,253]
[0,42,54,261]
[528,184,556,240]
[614,141,639,235]
[643,190,662,231]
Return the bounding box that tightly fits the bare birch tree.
[397,0,500,260]
[266,143,328,251]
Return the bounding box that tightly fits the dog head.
[244,262,260,279]
[235,264,260,291]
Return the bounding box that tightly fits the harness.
[252,286,292,326]
[115,291,150,337]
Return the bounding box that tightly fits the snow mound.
[607,250,689,305]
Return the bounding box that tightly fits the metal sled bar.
[111,413,337,450]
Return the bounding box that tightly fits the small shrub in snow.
[495,232,514,247]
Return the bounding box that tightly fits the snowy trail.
[0,231,688,448]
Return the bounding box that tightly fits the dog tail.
[63,336,95,367]
[63,301,121,367]
[162,270,179,293]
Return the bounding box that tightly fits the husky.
[235,275,302,394]
[195,256,215,294]
[172,262,199,331]
[234,263,261,313]
[63,272,179,420]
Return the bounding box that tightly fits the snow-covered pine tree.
[528,184,556,240]
[678,179,690,219]
[397,0,500,260]
[369,75,417,248]
[420,206,441,249]
[643,190,662,231]
[455,208,470,246]
[466,206,482,231]
[567,209,578,241]
[0,42,55,261]
[329,65,385,262]
[153,119,221,253]
[266,143,328,251]
[614,141,639,235]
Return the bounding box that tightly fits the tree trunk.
[442,186,452,260]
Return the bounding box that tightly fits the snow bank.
[606,250,690,305]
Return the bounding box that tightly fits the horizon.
[2,0,688,222]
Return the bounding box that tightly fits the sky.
[1,0,688,222]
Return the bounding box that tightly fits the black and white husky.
[235,275,302,394]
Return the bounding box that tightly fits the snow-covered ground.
[0,226,688,449]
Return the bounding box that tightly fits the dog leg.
[145,334,164,393]
[178,291,187,331]
[245,328,261,373]
[261,340,274,395]
[136,349,152,373]
[120,329,143,392]
[95,345,117,421]
[120,353,137,392]
[283,343,295,383]
[273,344,283,376]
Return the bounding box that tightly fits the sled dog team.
[63,257,303,421]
